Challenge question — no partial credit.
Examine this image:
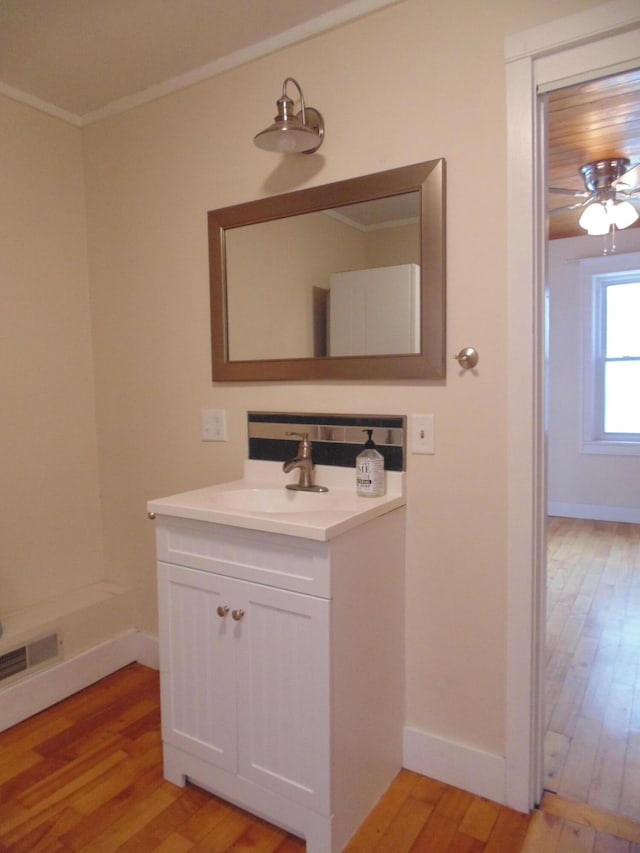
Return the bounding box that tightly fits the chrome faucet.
[283,432,328,492]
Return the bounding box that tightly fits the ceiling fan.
[549,157,640,235]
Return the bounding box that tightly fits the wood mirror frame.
[208,158,445,381]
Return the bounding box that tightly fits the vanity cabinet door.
[159,561,330,812]
[158,562,238,773]
[236,580,331,813]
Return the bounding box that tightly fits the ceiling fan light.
[579,201,609,235]
[610,200,639,230]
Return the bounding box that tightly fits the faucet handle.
[285,431,312,456]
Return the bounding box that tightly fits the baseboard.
[403,725,506,805]
[548,502,640,524]
[133,630,160,669]
[0,629,159,732]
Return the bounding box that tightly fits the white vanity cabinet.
[153,506,405,853]
[158,561,330,813]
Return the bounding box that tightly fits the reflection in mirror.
[225,193,420,361]
[208,159,445,381]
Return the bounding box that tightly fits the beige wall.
[3,0,605,761]
[1,95,104,613]
[365,222,419,269]
[83,0,601,756]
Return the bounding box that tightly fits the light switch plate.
[201,409,227,441]
[410,413,435,454]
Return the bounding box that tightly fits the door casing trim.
[505,0,640,813]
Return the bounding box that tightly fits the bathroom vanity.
[148,461,405,853]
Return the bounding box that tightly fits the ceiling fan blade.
[548,187,590,198]
[613,161,640,191]
[548,199,590,214]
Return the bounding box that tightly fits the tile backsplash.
[248,412,406,471]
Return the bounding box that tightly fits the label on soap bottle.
[356,456,385,497]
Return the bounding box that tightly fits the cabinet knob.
[216,605,229,618]
[231,609,245,621]
[147,512,156,520]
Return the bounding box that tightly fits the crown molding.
[0,81,81,126]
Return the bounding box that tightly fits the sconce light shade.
[254,77,324,154]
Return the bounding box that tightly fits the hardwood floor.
[545,516,640,820]
[0,664,524,851]
[0,654,639,850]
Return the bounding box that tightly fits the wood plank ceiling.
[547,68,640,240]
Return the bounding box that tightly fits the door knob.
[231,609,245,621]
[453,347,479,369]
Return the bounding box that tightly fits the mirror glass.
[225,194,420,361]
[209,159,445,380]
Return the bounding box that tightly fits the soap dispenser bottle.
[356,429,386,497]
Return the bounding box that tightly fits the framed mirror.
[208,159,445,381]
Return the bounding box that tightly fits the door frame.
[504,0,640,813]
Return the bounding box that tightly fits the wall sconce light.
[254,77,324,154]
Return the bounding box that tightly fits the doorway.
[505,2,640,814]
[543,71,640,813]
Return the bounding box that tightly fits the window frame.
[581,253,640,457]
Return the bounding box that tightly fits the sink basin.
[213,487,349,514]
[147,461,406,541]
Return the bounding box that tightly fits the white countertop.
[147,460,405,541]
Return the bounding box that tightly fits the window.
[600,278,640,434]
[582,259,640,455]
